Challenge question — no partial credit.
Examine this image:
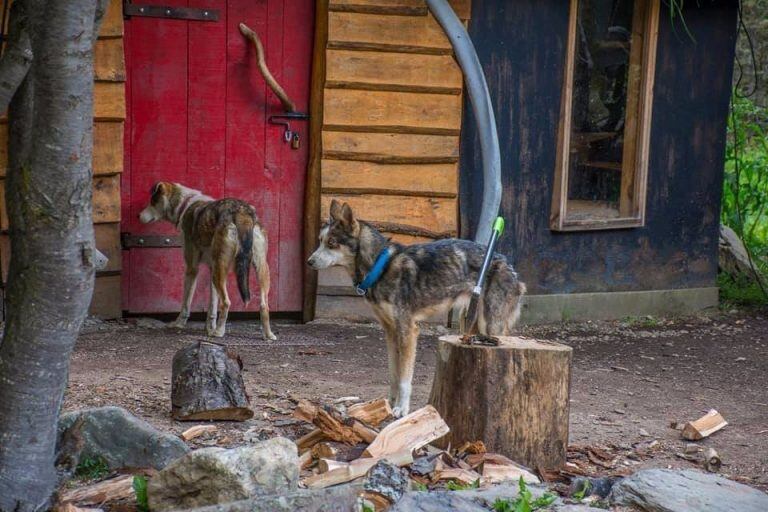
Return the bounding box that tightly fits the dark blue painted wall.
[459,0,739,294]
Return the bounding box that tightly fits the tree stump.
[171,341,253,421]
[429,335,572,470]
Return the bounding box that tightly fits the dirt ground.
[66,308,768,491]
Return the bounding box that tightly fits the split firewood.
[296,428,327,453]
[364,405,449,458]
[180,424,217,441]
[347,398,393,427]
[682,410,728,440]
[483,462,540,484]
[435,468,482,486]
[299,450,313,470]
[312,442,339,460]
[59,475,134,506]
[703,447,722,473]
[53,504,103,512]
[457,440,486,455]
[319,458,349,473]
[361,492,390,512]
[295,400,377,445]
[303,450,413,489]
[466,452,516,468]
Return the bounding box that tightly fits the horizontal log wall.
[316,0,469,317]
[0,0,124,318]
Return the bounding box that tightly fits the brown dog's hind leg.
[206,279,219,336]
[252,226,276,340]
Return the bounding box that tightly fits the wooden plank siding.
[313,0,468,316]
[0,0,125,318]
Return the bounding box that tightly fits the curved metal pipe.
[426,0,501,245]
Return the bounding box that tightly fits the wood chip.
[180,424,217,441]
[682,409,728,440]
[703,447,722,473]
[303,450,413,489]
[482,462,540,484]
[435,468,482,486]
[347,398,393,427]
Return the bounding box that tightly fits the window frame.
[550,0,660,232]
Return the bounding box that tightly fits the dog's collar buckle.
[355,246,394,295]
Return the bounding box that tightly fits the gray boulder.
[57,406,188,471]
[148,437,298,511]
[609,469,768,512]
[392,483,558,512]
[178,483,364,512]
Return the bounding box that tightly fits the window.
[551,0,659,231]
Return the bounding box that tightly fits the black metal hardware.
[268,113,309,149]
[124,3,220,22]
[122,233,182,249]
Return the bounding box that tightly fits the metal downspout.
[425,0,501,245]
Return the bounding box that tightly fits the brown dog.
[139,182,276,340]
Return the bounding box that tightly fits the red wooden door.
[122,0,313,314]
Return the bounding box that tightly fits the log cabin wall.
[459,0,738,297]
[0,0,125,318]
[314,0,471,319]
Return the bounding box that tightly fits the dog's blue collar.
[356,246,394,296]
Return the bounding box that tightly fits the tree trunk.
[429,335,572,470]
[0,1,108,509]
[171,342,254,421]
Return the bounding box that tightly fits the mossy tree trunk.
[0,1,109,509]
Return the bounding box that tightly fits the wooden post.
[171,341,253,421]
[429,336,572,470]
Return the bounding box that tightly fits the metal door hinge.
[124,1,220,22]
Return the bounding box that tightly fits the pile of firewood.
[292,397,539,508]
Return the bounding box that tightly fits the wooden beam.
[303,0,331,322]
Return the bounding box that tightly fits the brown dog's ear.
[329,199,343,221]
[340,202,357,231]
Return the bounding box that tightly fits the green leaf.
[133,475,149,512]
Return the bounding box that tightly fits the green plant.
[446,479,480,491]
[491,477,557,512]
[721,93,768,303]
[361,504,375,512]
[133,475,149,512]
[414,482,428,492]
[572,479,592,501]
[74,455,110,481]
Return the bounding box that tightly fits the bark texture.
[0,2,33,112]
[429,336,573,470]
[171,342,254,421]
[0,0,108,509]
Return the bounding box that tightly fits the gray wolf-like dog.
[139,182,276,340]
[308,200,526,416]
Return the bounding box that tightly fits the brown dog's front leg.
[393,319,418,417]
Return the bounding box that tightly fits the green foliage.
[666,0,696,42]
[362,504,375,512]
[491,477,557,512]
[74,455,110,481]
[414,482,428,492]
[133,475,149,512]
[572,479,592,501]
[718,273,768,307]
[721,93,768,303]
[446,479,480,491]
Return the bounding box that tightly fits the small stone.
[365,460,410,504]
[639,428,651,437]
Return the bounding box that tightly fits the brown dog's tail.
[235,221,254,305]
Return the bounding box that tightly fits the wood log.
[347,398,392,427]
[294,399,377,445]
[180,425,217,441]
[312,442,339,460]
[171,342,253,421]
[429,335,572,470]
[319,458,348,473]
[299,450,313,470]
[364,405,449,458]
[296,428,327,453]
[682,409,728,441]
[303,450,413,489]
[703,447,721,473]
[60,475,134,506]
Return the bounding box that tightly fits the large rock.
[391,483,558,512]
[179,483,364,512]
[57,406,189,471]
[148,437,299,511]
[609,469,768,512]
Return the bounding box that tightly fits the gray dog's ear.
[340,202,357,230]
[329,199,343,221]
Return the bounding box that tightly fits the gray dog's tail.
[235,225,253,304]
